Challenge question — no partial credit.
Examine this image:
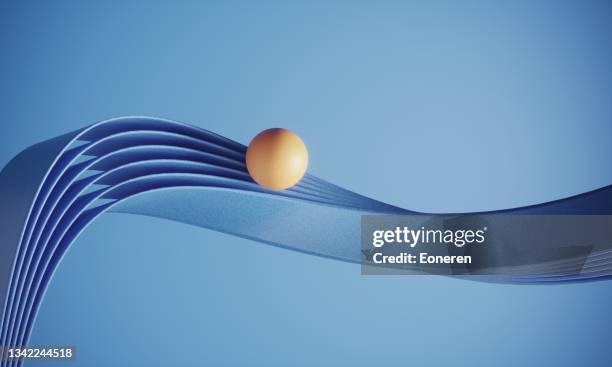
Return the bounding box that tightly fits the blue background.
[1,1,612,366]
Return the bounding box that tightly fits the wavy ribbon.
[0,117,610,364]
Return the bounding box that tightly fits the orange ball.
[246,128,309,190]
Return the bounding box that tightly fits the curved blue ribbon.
[0,117,610,364]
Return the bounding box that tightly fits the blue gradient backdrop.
[1,1,612,366]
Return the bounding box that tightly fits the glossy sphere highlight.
[246,128,309,190]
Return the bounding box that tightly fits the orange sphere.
[246,128,309,190]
